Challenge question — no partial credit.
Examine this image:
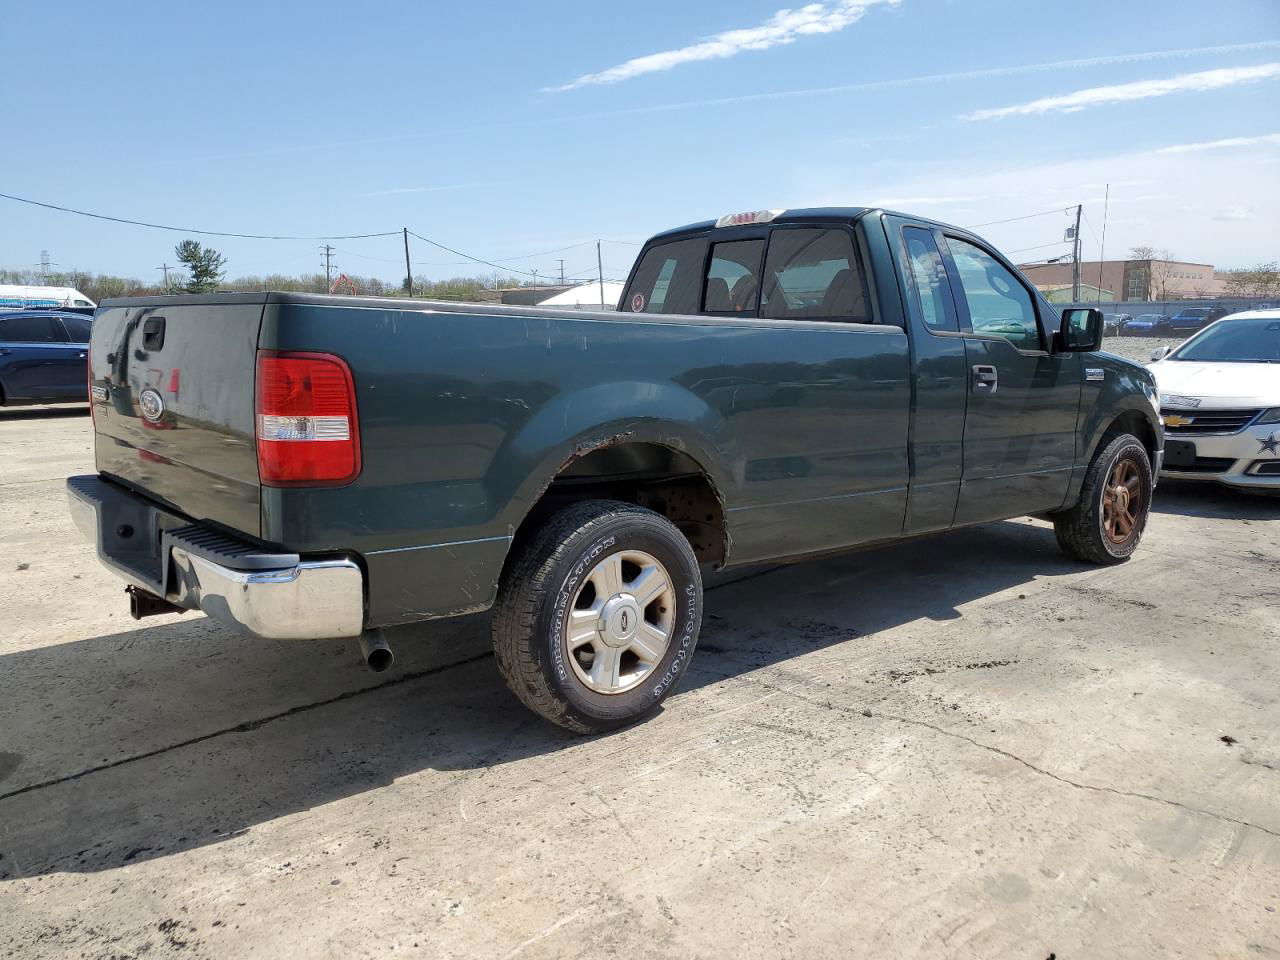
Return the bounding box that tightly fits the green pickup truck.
[68,207,1163,732]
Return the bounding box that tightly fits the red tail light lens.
[256,351,361,486]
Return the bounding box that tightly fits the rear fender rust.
[555,429,637,475]
[515,431,732,568]
[520,428,640,512]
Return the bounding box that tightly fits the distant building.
[538,281,624,311]
[1018,258,1224,302]
[478,285,575,306]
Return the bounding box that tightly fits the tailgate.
[89,297,265,538]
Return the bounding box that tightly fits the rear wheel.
[492,500,702,733]
[1054,433,1153,564]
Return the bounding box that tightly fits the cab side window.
[704,240,764,313]
[902,227,958,333]
[946,237,1041,350]
[759,228,870,322]
[623,238,706,315]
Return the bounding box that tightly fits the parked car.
[1156,306,1228,336]
[68,206,1162,732]
[0,310,92,406]
[1121,313,1168,337]
[1102,312,1132,336]
[1148,309,1280,490]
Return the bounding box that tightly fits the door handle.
[972,364,998,393]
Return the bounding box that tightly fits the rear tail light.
[256,351,361,486]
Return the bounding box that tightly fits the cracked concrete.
[1,404,1278,959]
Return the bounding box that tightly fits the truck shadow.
[1153,480,1279,520]
[0,519,1080,879]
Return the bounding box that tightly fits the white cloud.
[963,63,1280,121]
[544,0,900,92]
[800,138,1280,268]
[1156,133,1280,153]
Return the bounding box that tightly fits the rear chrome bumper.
[68,475,365,640]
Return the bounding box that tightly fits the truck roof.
[643,206,973,245]
[646,207,872,243]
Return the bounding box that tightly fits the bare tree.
[1149,250,1177,300]
[1125,246,1177,300]
[1220,262,1280,298]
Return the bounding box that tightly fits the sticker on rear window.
[631,292,645,312]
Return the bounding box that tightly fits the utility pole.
[597,240,605,308]
[1097,185,1109,307]
[38,250,55,280]
[1070,203,1083,303]
[402,228,413,298]
[156,263,173,292]
[557,259,565,285]
[320,245,335,290]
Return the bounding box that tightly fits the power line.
[407,229,564,279]
[0,191,401,240]
[4,187,642,283]
[998,240,1070,256]
[966,207,1073,229]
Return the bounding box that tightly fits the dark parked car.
[1121,313,1168,337]
[0,311,92,405]
[68,206,1162,732]
[1102,312,1132,336]
[1156,306,1228,336]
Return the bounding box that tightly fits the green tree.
[174,240,226,293]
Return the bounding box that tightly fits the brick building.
[1018,257,1224,302]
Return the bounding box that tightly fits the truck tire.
[492,500,703,733]
[1053,433,1153,565]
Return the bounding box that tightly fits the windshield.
[1171,316,1280,362]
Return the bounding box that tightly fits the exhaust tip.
[358,631,394,672]
[366,646,394,672]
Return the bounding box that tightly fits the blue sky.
[2,0,1278,285]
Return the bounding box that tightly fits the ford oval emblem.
[138,388,165,422]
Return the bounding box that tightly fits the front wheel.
[1053,433,1153,564]
[492,500,703,733]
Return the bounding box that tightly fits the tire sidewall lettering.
[651,582,699,698]
[551,534,617,683]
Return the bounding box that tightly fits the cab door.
[939,234,1081,525]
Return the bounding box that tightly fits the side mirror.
[1150,345,1172,361]
[1056,307,1102,353]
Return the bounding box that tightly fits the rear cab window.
[623,238,707,315]
[704,239,764,313]
[761,228,870,322]
[624,217,877,324]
